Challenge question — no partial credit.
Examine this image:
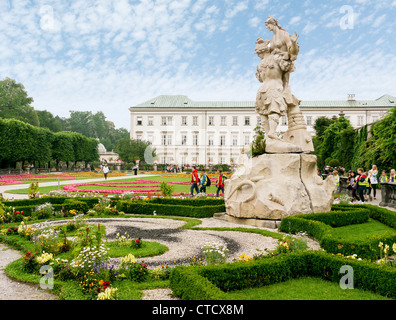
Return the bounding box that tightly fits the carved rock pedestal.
[221,153,336,228]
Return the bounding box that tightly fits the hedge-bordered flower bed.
[279,205,396,260]
[170,251,396,300]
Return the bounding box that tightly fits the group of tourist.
[190,167,225,198]
[332,165,396,204]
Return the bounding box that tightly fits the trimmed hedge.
[3,196,100,209]
[279,205,396,260]
[170,251,396,300]
[148,198,225,207]
[116,200,225,218]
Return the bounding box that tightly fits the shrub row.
[3,196,101,209]
[279,205,396,260]
[148,197,225,207]
[115,200,225,218]
[170,251,396,300]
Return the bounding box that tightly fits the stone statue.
[255,16,314,154]
[219,16,335,228]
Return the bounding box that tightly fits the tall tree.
[0,77,39,126]
[36,110,63,132]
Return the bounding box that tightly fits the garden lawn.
[224,277,393,300]
[5,175,211,195]
[330,218,396,242]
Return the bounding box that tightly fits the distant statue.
[255,16,314,154]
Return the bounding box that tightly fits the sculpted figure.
[255,16,314,153]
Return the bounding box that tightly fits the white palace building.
[129,94,396,166]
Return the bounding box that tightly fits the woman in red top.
[190,167,200,197]
[216,169,225,197]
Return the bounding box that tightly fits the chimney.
[348,94,356,101]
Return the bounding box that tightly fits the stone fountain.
[220,16,336,229]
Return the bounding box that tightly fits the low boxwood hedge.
[279,205,396,260]
[170,251,396,300]
[116,200,225,218]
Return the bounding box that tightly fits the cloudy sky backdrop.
[1,0,395,129]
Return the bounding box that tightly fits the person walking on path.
[199,169,209,194]
[348,171,360,203]
[356,168,369,203]
[190,166,200,197]
[216,170,225,198]
[102,164,110,180]
[368,165,379,200]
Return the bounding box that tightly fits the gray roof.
[130,94,396,110]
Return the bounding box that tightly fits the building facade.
[129,94,396,166]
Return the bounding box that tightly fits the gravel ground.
[0,216,321,300]
[0,244,57,300]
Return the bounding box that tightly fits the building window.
[182,116,187,126]
[306,116,312,126]
[193,116,198,126]
[220,156,225,164]
[137,134,142,141]
[167,135,173,146]
[232,116,238,126]
[244,135,250,145]
[244,116,250,126]
[161,117,167,126]
[181,135,187,146]
[147,135,153,143]
[358,116,364,126]
[220,135,226,146]
[232,135,238,146]
[221,116,227,126]
[161,135,167,146]
[208,116,214,126]
[137,117,143,126]
[167,117,173,126]
[257,116,261,126]
[148,117,154,126]
[193,134,198,146]
[208,135,214,146]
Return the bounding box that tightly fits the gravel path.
[0,216,320,300]
[0,244,57,300]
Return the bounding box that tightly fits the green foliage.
[279,205,396,260]
[116,138,155,164]
[116,200,225,218]
[160,181,174,197]
[0,77,39,126]
[170,251,396,300]
[0,117,98,169]
[315,117,355,170]
[251,126,267,157]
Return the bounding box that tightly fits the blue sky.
[1,0,395,129]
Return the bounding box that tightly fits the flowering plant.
[237,254,253,262]
[71,244,110,271]
[22,251,39,273]
[131,237,142,249]
[97,286,118,300]
[201,241,228,265]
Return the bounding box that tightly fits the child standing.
[216,170,225,198]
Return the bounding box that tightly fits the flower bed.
[279,204,396,260]
[62,178,219,196]
[170,250,396,300]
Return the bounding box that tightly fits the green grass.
[331,218,396,241]
[224,277,393,300]
[107,240,168,258]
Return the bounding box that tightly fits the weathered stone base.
[224,153,336,221]
[213,212,282,229]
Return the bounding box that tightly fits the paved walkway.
[0,173,158,200]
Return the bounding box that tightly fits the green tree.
[116,138,155,164]
[0,77,39,126]
[36,110,63,132]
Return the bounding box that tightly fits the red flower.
[21,211,24,215]
[26,252,31,258]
